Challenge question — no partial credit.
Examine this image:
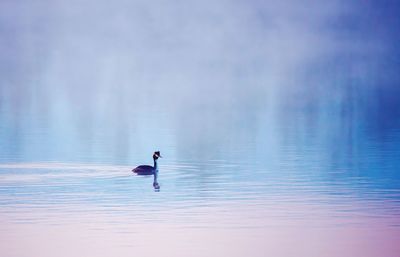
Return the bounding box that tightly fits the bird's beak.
[159,155,163,158]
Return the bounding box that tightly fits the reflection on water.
[1,0,400,256]
[1,143,400,257]
[1,116,400,257]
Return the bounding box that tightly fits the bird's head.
[153,151,162,160]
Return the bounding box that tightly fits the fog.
[1,0,399,164]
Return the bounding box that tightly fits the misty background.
[1,0,399,170]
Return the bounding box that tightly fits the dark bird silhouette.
[132,151,162,190]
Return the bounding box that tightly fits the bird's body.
[132,165,156,175]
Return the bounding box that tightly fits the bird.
[132,151,162,175]
[132,151,162,190]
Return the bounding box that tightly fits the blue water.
[1,93,400,256]
[1,0,400,256]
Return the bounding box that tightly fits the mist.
[1,0,399,164]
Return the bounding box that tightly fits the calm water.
[1,105,400,257]
[1,0,400,256]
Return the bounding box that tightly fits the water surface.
[1,0,400,256]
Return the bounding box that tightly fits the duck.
[132,151,162,175]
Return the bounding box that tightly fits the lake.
[1,0,400,256]
[1,99,400,257]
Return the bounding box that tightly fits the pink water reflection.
[1,203,399,257]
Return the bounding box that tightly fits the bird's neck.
[153,159,158,170]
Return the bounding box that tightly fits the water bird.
[132,151,162,190]
[132,151,162,175]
